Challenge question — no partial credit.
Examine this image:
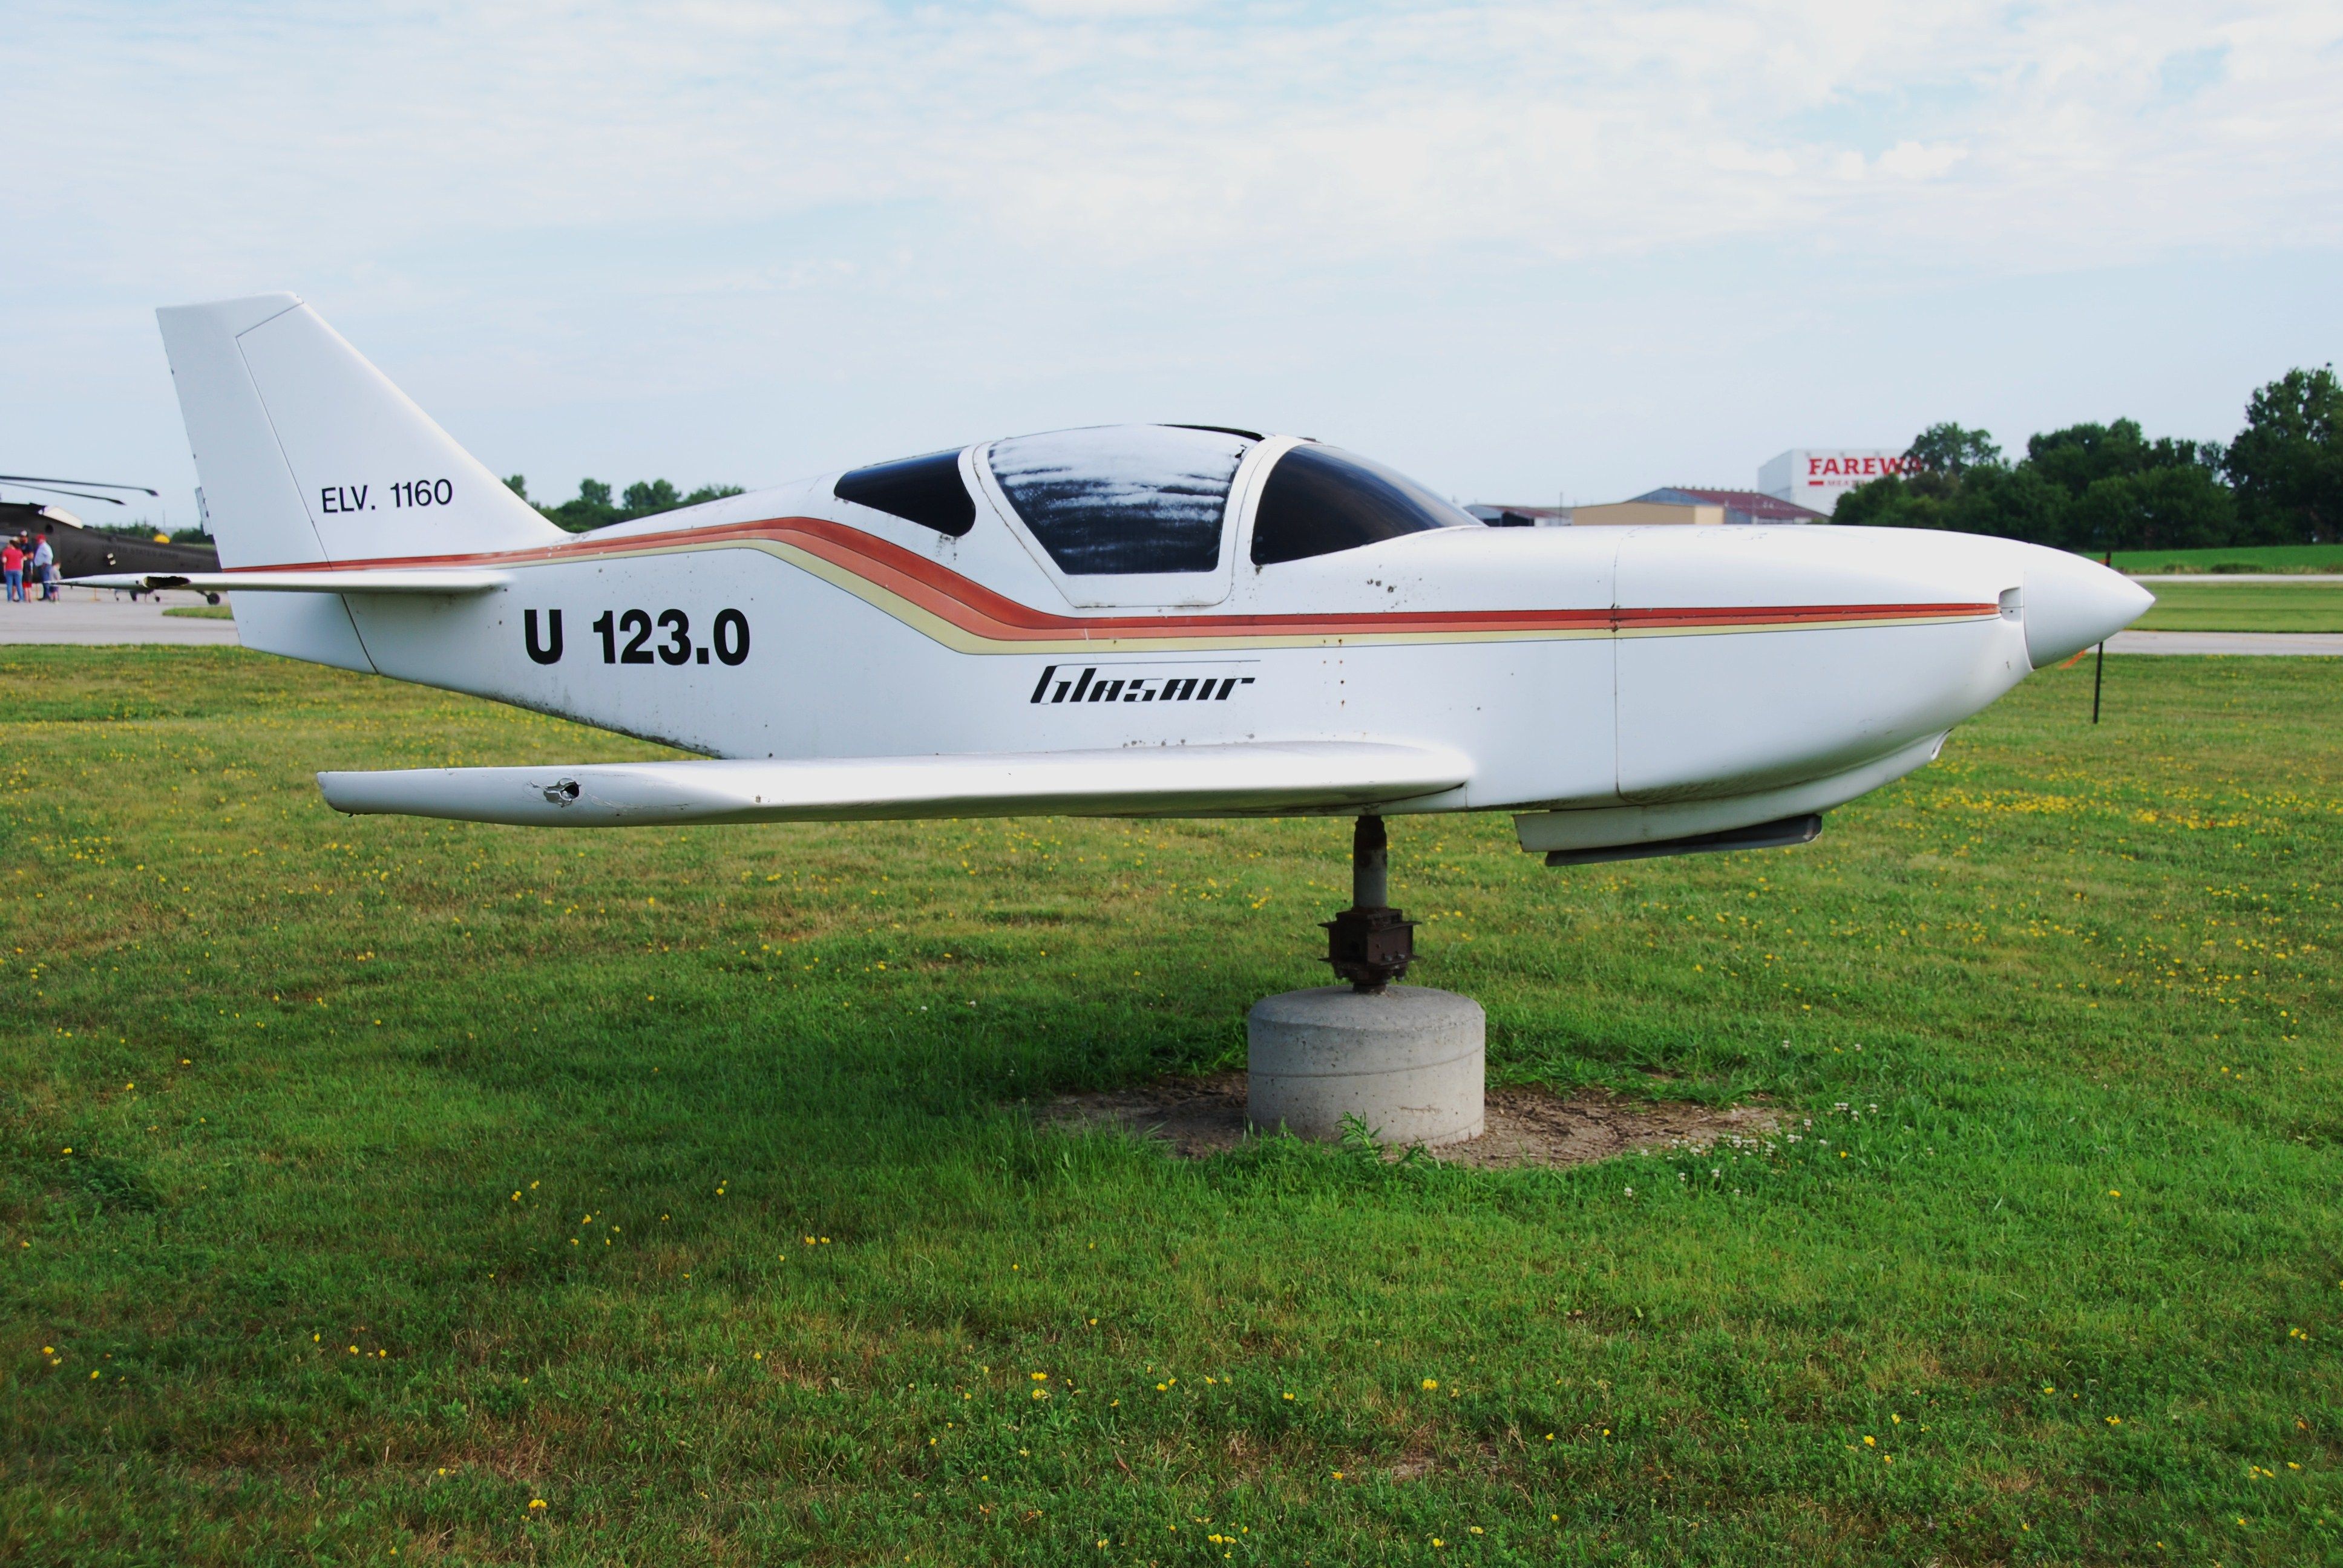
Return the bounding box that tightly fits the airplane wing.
[69,569,510,595]
[318,742,1471,826]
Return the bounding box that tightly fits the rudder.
[157,295,562,569]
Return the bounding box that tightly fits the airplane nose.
[2019,547,2155,668]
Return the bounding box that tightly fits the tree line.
[503,475,744,533]
[1835,366,2341,551]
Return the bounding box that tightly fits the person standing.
[32,532,56,601]
[2,537,22,602]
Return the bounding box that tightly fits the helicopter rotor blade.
[0,474,160,496]
[0,481,129,506]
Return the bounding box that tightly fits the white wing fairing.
[319,741,1473,826]
[123,294,2156,858]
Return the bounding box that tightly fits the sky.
[7,0,2343,528]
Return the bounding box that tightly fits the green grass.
[161,604,235,620]
[2109,543,2343,575]
[2134,581,2343,633]
[2,647,2338,1565]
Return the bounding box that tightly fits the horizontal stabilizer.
[318,742,1472,826]
[71,569,511,595]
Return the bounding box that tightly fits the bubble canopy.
[980,425,1475,577]
[1250,443,1478,567]
[985,425,1247,577]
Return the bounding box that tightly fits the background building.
[1622,486,1825,525]
[1469,489,1824,526]
[1759,449,1919,514]
[1463,504,1571,527]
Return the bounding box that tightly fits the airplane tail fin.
[155,293,564,668]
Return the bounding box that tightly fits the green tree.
[2224,365,2343,543]
[1949,463,2070,548]
[1842,416,2240,551]
[621,479,682,515]
[532,477,745,533]
[2068,466,2236,552]
[1837,423,2005,532]
[1906,422,2001,475]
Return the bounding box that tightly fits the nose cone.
[2020,548,2154,668]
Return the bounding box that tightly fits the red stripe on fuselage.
[223,515,1999,638]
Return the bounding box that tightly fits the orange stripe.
[232,514,1999,641]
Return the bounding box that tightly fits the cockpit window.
[986,426,1248,575]
[1250,443,1478,566]
[834,448,975,537]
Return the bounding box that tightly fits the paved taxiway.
[0,589,241,645]
[2107,630,2343,655]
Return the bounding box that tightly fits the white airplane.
[88,295,2149,982]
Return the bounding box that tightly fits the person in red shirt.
[2,537,24,603]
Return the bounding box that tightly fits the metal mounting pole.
[2092,551,2111,726]
[1352,813,1389,909]
[1324,814,1415,992]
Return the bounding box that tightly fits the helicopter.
[1,474,220,598]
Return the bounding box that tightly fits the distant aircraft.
[2,472,220,595]
[85,296,2149,982]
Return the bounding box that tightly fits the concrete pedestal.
[1247,985,1486,1148]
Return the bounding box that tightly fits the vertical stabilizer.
[156,293,567,671]
[156,295,320,571]
[157,295,564,569]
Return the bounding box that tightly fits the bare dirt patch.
[1038,1073,1780,1168]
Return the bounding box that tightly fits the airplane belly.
[1615,615,2028,803]
[1612,524,2030,805]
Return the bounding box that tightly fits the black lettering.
[1124,681,1148,702]
[321,488,339,514]
[619,609,655,664]
[1166,677,1196,701]
[1067,667,1095,702]
[1029,665,1059,704]
[712,609,750,664]
[523,608,563,665]
[350,484,367,512]
[1214,678,1237,699]
[696,645,709,664]
[1090,679,1124,702]
[657,608,690,665]
[593,610,615,663]
[1052,681,1071,702]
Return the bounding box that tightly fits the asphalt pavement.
[0,587,241,645]
[2106,630,2343,655]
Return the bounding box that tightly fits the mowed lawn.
[2135,581,2343,633]
[2108,543,2343,575]
[1,649,2337,1566]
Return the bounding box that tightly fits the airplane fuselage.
[108,297,2151,852]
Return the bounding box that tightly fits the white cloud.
[9,0,2341,284]
[1873,141,1968,180]
[3,1,2339,508]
